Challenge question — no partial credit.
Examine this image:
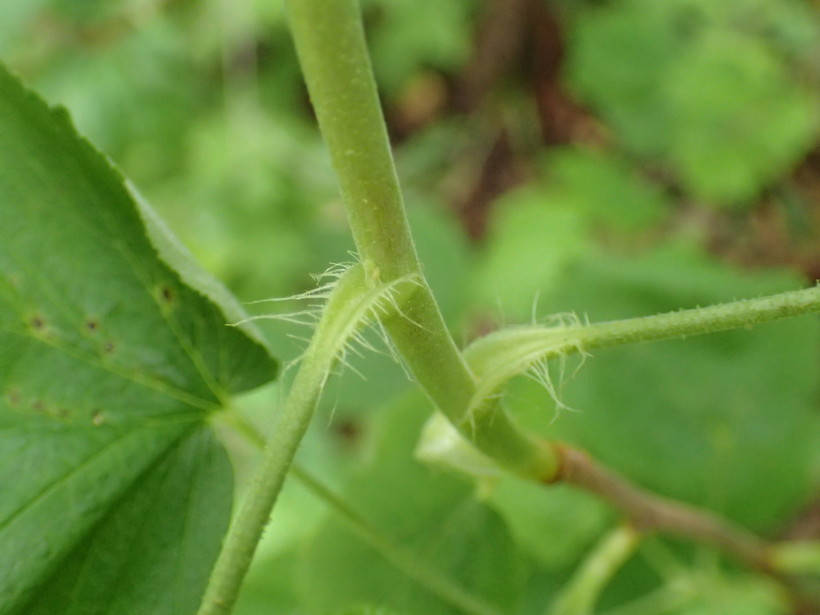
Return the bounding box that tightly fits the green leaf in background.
[475,186,588,319]
[0,64,276,613]
[366,0,474,96]
[566,0,819,205]
[0,0,46,57]
[521,246,818,530]
[234,549,303,615]
[474,146,669,319]
[299,393,526,615]
[663,30,816,205]
[33,19,197,180]
[331,606,404,615]
[669,574,787,615]
[566,1,680,156]
[487,479,611,573]
[542,147,667,232]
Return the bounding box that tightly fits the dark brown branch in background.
[456,129,527,240]
[448,0,531,240]
[449,0,603,241]
[705,145,820,282]
[526,0,589,146]
[451,0,529,113]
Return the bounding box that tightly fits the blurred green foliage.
[3,0,818,613]
[567,0,818,205]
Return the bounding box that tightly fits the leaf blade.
[0,63,276,613]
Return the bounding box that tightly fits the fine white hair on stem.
[329,271,422,379]
[526,348,589,424]
[520,312,589,421]
[543,311,583,329]
[463,308,591,429]
[230,262,357,328]
[233,262,423,391]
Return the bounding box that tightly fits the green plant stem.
[479,285,820,358]
[283,0,558,480]
[598,585,694,615]
[199,264,397,615]
[198,356,324,615]
[576,285,820,348]
[548,525,640,615]
[464,285,820,411]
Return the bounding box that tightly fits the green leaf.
[670,574,787,615]
[331,607,404,615]
[488,480,611,572]
[664,31,816,205]
[565,1,680,155]
[566,0,819,205]
[0,0,46,56]
[475,186,588,319]
[0,64,277,613]
[543,148,667,232]
[367,0,474,95]
[23,427,232,615]
[234,548,304,615]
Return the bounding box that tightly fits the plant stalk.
[199,264,401,614]
[197,356,324,615]
[283,0,558,480]
[548,525,640,615]
[476,285,820,358]
[575,285,820,349]
[215,411,506,615]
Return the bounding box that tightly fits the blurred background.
[3,0,819,613]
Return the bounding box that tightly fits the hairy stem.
[199,265,399,614]
[198,356,324,615]
[464,285,820,411]
[284,0,558,479]
[574,285,820,350]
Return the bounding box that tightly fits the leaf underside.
[0,64,277,614]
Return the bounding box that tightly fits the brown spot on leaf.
[5,388,20,407]
[54,407,70,420]
[159,285,175,303]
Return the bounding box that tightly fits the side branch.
[553,444,772,571]
[577,284,820,352]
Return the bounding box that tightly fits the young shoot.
[199,261,421,615]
